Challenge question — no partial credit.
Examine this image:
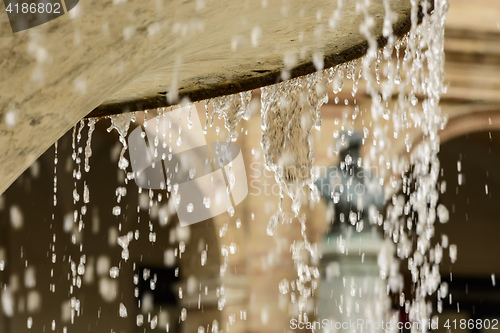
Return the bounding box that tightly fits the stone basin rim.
[86,4,425,119]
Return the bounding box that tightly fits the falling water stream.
[0,0,455,332]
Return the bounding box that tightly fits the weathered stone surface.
[0,0,412,195]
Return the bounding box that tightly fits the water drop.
[119,303,127,317]
[109,267,119,278]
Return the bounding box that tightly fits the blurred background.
[1,0,500,332]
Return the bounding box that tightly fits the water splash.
[255,0,450,328]
[107,112,137,171]
[84,119,96,173]
[210,91,252,142]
